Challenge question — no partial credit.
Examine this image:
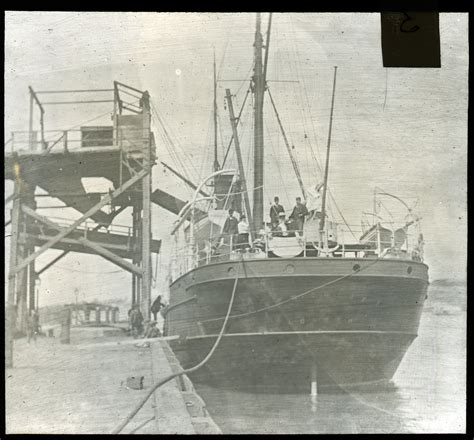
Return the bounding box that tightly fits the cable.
[111,260,241,434]
[201,256,382,324]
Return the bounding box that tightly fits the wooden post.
[132,201,141,306]
[95,307,101,325]
[141,92,152,320]
[60,308,71,344]
[6,180,21,367]
[28,88,34,151]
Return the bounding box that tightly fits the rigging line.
[112,259,242,435]
[265,120,291,204]
[284,24,349,236]
[200,110,214,176]
[288,15,323,174]
[217,110,226,159]
[328,190,357,240]
[151,102,188,177]
[150,104,193,187]
[221,87,251,168]
[150,101,200,183]
[245,115,253,190]
[234,62,254,98]
[281,21,314,182]
[162,114,202,184]
[267,87,306,198]
[201,256,383,324]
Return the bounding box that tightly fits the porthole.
[407,266,413,274]
[285,264,295,274]
[353,264,361,272]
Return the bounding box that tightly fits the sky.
[4,12,468,307]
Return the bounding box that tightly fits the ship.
[163,13,429,393]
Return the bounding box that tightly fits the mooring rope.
[200,257,383,324]
[111,260,241,434]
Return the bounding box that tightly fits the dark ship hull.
[165,257,429,392]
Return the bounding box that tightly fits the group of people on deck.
[218,183,325,250]
[270,183,325,235]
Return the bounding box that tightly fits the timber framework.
[5,82,160,367]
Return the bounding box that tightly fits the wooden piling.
[60,308,71,344]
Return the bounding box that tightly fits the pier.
[5,326,221,434]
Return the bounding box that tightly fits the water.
[195,281,466,434]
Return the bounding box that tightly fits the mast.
[252,13,265,232]
[225,89,253,236]
[213,48,220,171]
[319,66,338,238]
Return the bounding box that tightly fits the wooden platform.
[5,326,220,434]
[20,226,161,258]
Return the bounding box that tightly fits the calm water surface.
[195,282,466,434]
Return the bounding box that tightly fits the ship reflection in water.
[194,281,466,434]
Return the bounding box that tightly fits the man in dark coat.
[222,209,239,249]
[130,305,144,338]
[269,197,285,231]
[289,197,309,235]
[151,295,166,321]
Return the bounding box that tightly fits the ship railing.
[171,225,422,276]
[336,223,424,262]
[169,222,424,280]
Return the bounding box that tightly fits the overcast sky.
[4,12,467,307]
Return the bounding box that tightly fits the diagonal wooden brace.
[20,205,143,276]
[35,204,131,276]
[12,169,147,275]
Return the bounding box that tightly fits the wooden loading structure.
[4,82,162,367]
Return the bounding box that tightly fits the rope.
[201,256,382,324]
[111,261,241,434]
[213,184,264,202]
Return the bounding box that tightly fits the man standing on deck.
[222,209,239,250]
[269,197,285,231]
[237,214,250,250]
[306,183,324,219]
[289,196,309,235]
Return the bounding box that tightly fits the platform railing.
[30,214,132,238]
[8,127,150,154]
